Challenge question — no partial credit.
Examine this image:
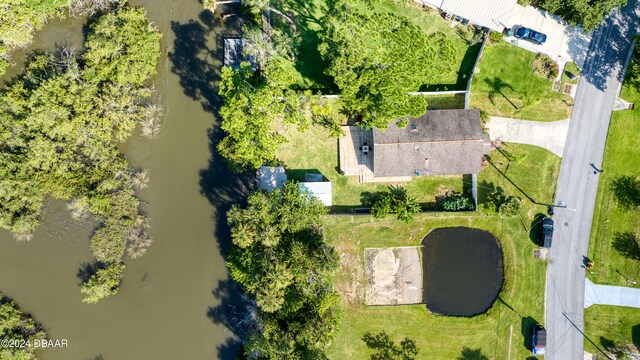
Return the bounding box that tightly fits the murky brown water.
[0,2,248,359]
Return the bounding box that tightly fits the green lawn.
[324,143,561,359]
[470,42,572,121]
[270,0,480,91]
[584,76,640,355]
[562,62,580,86]
[424,93,466,110]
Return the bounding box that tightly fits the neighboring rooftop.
[372,109,490,178]
[256,166,287,192]
[300,181,332,207]
[417,0,517,31]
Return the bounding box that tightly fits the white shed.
[300,181,332,207]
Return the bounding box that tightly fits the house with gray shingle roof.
[338,109,491,182]
[373,109,491,178]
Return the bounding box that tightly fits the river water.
[0,2,247,359]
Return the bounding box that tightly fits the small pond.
[422,227,504,317]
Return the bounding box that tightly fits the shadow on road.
[580,0,639,92]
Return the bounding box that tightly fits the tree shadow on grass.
[521,316,538,351]
[600,336,619,355]
[529,213,546,246]
[612,231,640,261]
[484,77,520,110]
[458,347,489,360]
[632,324,640,350]
[610,175,640,209]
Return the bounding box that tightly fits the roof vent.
[414,144,420,150]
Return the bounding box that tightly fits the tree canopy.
[530,0,627,31]
[0,292,46,360]
[0,0,68,77]
[218,60,308,171]
[227,182,341,359]
[0,4,161,303]
[319,1,455,128]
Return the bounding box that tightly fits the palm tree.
[14,230,33,242]
[126,230,153,259]
[141,103,163,139]
[127,242,148,259]
[67,198,90,221]
[131,168,150,190]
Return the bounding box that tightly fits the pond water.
[422,227,504,317]
[0,2,248,359]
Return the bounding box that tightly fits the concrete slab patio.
[365,247,423,305]
[487,116,569,157]
[584,279,640,309]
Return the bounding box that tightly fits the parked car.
[532,325,547,355]
[514,26,548,45]
[540,217,554,248]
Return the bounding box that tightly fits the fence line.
[465,29,490,109]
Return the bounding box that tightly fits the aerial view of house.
[0,0,638,359]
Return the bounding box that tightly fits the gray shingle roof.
[372,109,490,177]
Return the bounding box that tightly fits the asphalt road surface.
[545,2,640,359]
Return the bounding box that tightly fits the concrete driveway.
[503,5,592,68]
[487,116,569,157]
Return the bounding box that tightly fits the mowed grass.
[271,0,480,91]
[584,306,640,354]
[584,78,640,353]
[470,42,572,121]
[424,93,466,110]
[324,143,561,359]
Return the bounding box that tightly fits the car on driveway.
[532,324,547,355]
[515,26,548,45]
[540,217,554,248]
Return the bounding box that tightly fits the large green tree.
[319,1,455,129]
[0,292,46,360]
[0,0,70,77]
[218,59,308,170]
[0,4,161,303]
[227,182,341,359]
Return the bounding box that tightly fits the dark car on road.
[515,26,548,45]
[532,324,547,355]
[540,217,554,248]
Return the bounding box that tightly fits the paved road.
[487,117,569,157]
[545,2,640,359]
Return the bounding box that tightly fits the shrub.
[533,54,559,80]
[437,192,475,211]
[366,186,421,223]
[489,31,504,44]
[499,195,521,215]
[479,109,489,133]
